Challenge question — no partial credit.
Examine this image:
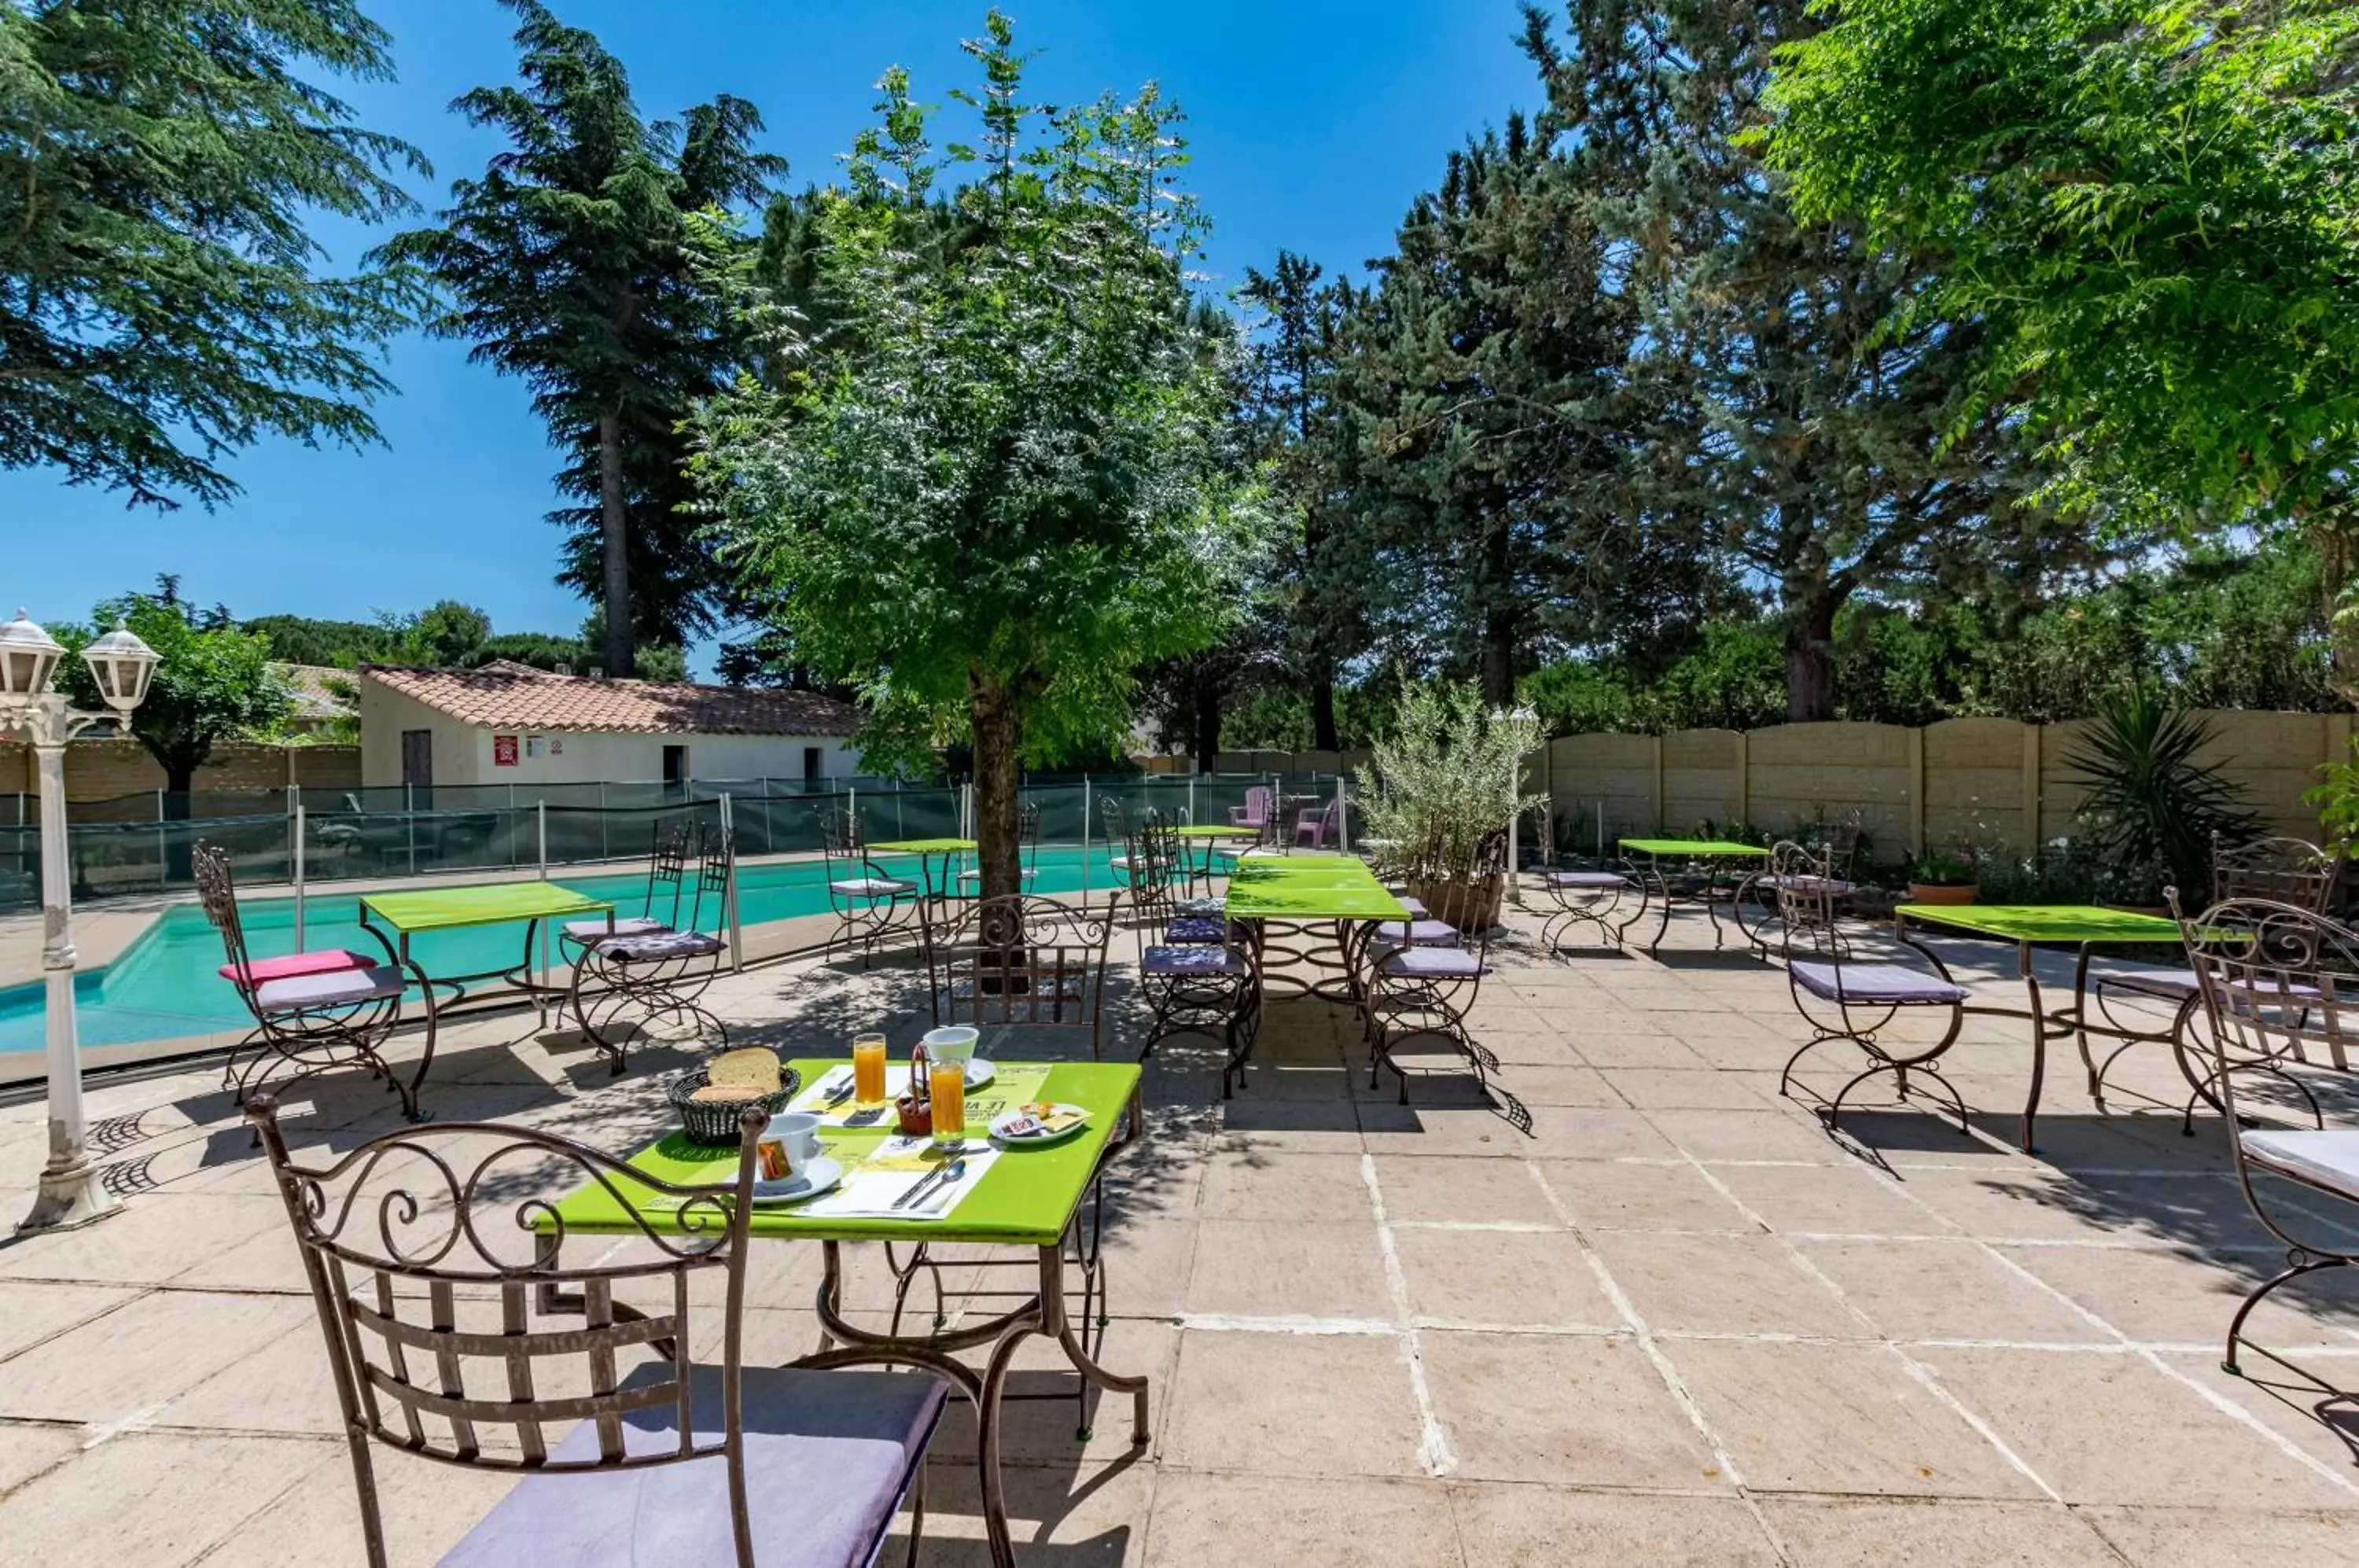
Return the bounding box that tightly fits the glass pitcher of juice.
[852,1032,889,1107]
[929,1056,967,1147]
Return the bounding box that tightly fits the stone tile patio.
[3,906,2357,1564]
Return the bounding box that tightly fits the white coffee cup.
[757,1111,823,1180]
[922,1025,981,1069]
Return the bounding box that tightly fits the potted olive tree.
[1356,684,1544,933]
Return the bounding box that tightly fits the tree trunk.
[970,667,1024,904]
[163,758,197,882]
[1192,668,1221,775]
[1309,663,1338,753]
[1785,594,1839,723]
[1479,516,1518,706]
[598,410,634,678]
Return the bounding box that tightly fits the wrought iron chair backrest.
[192,840,259,992]
[2172,892,2359,1129]
[1016,798,1042,874]
[819,804,863,863]
[927,893,1123,1056]
[2214,834,2345,913]
[686,821,734,930]
[638,819,695,928]
[248,1095,761,1496]
[1770,840,1842,957]
[1124,812,1184,919]
[1820,822,1862,879]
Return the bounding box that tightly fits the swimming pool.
[0,845,1135,1073]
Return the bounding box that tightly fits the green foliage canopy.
[693,13,1266,896]
[58,579,292,797]
[0,0,429,507]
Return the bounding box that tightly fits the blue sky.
[4,1,1540,672]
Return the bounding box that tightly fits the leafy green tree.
[241,613,401,667]
[694,13,1265,897]
[1523,1,2080,720]
[1762,0,2359,679]
[58,579,291,846]
[379,0,785,677]
[0,0,428,507]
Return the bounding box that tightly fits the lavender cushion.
[1759,874,1856,895]
[1378,947,1485,980]
[1790,961,1968,1006]
[1375,918,1461,948]
[831,877,916,898]
[252,965,407,1014]
[2101,967,2201,1003]
[601,930,726,963]
[1165,915,1229,944]
[216,949,373,986]
[1396,896,1428,917]
[563,915,667,942]
[1143,945,1246,977]
[2239,1129,2359,1202]
[1545,871,1631,890]
[440,1363,944,1568]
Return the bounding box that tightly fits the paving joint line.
[1358,1152,1456,1478]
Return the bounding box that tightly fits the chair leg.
[903,1460,926,1568]
[2225,1253,2351,1375]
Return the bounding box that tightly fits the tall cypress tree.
[378,0,783,675]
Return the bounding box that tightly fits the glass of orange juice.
[929,1057,967,1147]
[852,1032,889,1107]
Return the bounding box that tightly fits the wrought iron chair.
[1120,812,1224,947]
[922,893,1121,1058]
[1775,863,1972,1137]
[246,1097,948,1568]
[558,819,698,961]
[1735,837,1858,959]
[1134,893,1261,1095]
[195,841,435,1121]
[2169,892,2359,1380]
[956,798,1041,896]
[1535,856,1643,954]
[568,823,734,1073]
[2093,834,2347,1125]
[1361,831,1504,1104]
[821,806,920,966]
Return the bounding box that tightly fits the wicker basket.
[667,1065,801,1147]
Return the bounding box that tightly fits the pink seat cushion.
[216,949,375,986]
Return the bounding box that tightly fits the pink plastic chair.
[1229,786,1272,830]
[1296,798,1346,849]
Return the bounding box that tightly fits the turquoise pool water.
[0,845,1132,1066]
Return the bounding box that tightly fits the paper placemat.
[798,1136,1003,1221]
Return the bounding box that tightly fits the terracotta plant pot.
[1907,882,1980,905]
[1408,872,1505,933]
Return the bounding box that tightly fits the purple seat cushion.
[1545,871,1631,890]
[252,964,407,1014]
[2101,967,2200,1003]
[440,1363,944,1568]
[1165,915,1229,944]
[1143,945,1246,977]
[602,930,726,963]
[1759,874,1855,894]
[2239,1128,2359,1202]
[1378,947,1484,979]
[1790,961,1968,1006]
[1396,896,1428,917]
[564,915,667,942]
[1375,918,1460,947]
[216,949,374,986]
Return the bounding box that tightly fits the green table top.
[359,880,613,933]
[868,837,976,854]
[1621,838,1770,858]
[545,1059,1139,1247]
[1169,824,1255,837]
[1896,903,2184,945]
[1226,854,1409,921]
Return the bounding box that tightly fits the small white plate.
[752,1155,844,1203]
[990,1104,1088,1147]
[966,1058,995,1088]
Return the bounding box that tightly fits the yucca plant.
[1356,684,1545,900]
[2065,688,2259,901]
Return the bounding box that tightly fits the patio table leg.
[1645,861,1673,955]
[2016,940,2048,1154]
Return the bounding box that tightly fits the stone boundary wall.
[1541,711,2351,865]
[1,739,362,810]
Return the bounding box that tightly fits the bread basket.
[666,1064,801,1147]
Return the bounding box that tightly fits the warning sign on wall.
[493,734,519,767]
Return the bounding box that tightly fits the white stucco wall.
[358,683,488,788]
[466,730,856,786]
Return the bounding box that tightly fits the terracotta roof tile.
[361,664,860,737]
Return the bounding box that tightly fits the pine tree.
[0,0,427,508]
[378,0,784,676]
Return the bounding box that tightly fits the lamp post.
[1508,705,1539,907]
[2,611,160,1233]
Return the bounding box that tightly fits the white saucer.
[752,1155,844,1203]
[990,1103,1088,1147]
[966,1058,995,1088]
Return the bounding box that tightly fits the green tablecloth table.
[1223,857,1411,1069]
[868,837,978,903]
[1892,903,2189,1153]
[1617,838,1772,955]
[357,879,614,1012]
[546,1058,1148,1564]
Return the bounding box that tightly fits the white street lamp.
[3,613,160,1232]
[1507,705,1540,907]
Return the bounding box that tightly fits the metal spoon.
[895,1155,967,1211]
